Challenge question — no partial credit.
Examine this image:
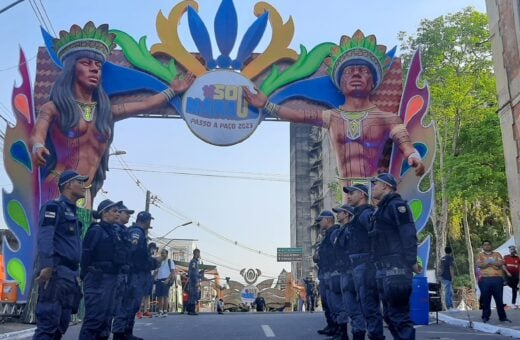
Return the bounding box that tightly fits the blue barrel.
[410,276,429,325]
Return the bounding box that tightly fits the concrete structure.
[152,237,198,262]
[487,0,520,247]
[289,122,338,280]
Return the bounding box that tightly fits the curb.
[438,313,520,339]
[0,327,35,340]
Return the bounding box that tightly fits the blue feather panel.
[215,0,237,68]
[232,12,269,70]
[188,6,216,69]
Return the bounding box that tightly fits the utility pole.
[145,190,150,212]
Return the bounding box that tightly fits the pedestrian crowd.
[312,173,421,340]
[33,169,202,340]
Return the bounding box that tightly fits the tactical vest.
[370,194,406,261]
[128,226,150,271]
[346,205,374,255]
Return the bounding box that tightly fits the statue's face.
[75,58,102,91]
[339,65,375,97]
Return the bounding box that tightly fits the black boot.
[112,333,127,340]
[318,325,332,335]
[325,324,338,336]
[352,331,365,340]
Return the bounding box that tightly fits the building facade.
[487,0,520,246]
[289,122,338,280]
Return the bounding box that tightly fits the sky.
[0,0,487,283]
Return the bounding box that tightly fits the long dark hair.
[46,50,114,197]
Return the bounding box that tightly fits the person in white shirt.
[154,249,176,317]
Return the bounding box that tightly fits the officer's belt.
[53,255,79,271]
[90,261,119,274]
[374,255,404,270]
[349,253,370,268]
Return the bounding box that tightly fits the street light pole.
[108,150,126,156]
[161,221,193,248]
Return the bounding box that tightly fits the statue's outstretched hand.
[409,157,425,176]
[170,72,196,93]
[242,86,267,109]
[33,145,50,167]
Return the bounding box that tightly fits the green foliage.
[260,43,335,96]
[110,29,177,83]
[399,7,509,286]
[453,274,472,289]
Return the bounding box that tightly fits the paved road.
[15,312,513,339]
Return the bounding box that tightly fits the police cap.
[332,204,355,215]
[315,210,334,222]
[370,173,397,189]
[58,170,88,187]
[343,183,369,196]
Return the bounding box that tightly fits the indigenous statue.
[2,21,194,305]
[244,30,425,187]
[30,22,194,206]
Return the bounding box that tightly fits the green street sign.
[277,247,304,262]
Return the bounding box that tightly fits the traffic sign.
[277,247,304,262]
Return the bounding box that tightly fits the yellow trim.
[151,1,207,77]
[241,2,298,79]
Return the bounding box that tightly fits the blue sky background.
[0,0,486,282]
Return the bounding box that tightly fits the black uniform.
[33,196,83,340]
[112,224,157,337]
[79,221,127,339]
[315,225,339,331]
[346,204,384,339]
[370,192,417,340]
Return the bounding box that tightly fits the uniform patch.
[42,204,58,226]
[132,239,138,245]
[396,204,413,224]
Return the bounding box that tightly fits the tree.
[399,7,508,292]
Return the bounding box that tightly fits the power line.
[37,0,56,36]
[0,54,37,72]
[110,166,289,182]
[0,0,25,15]
[152,199,277,258]
[109,144,277,259]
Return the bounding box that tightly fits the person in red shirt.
[504,245,520,306]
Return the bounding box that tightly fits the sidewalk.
[436,307,520,338]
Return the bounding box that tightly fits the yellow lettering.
[225,86,238,100]
[213,85,225,100]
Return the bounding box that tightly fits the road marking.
[261,325,275,337]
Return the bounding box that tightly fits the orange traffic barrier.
[1,280,19,303]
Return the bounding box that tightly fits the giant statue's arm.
[112,72,195,121]
[276,106,327,126]
[112,93,168,121]
[30,102,58,166]
[242,86,328,127]
[389,118,416,159]
[389,116,425,176]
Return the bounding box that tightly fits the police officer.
[303,274,317,312]
[112,211,158,340]
[344,184,384,340]
[111,203,133,338]
[33,170,86,340]
[333,204,364,340]
[79,199,126,340]
[313,210,339,337]
[187,248,202,315]
[370,173,420,340]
